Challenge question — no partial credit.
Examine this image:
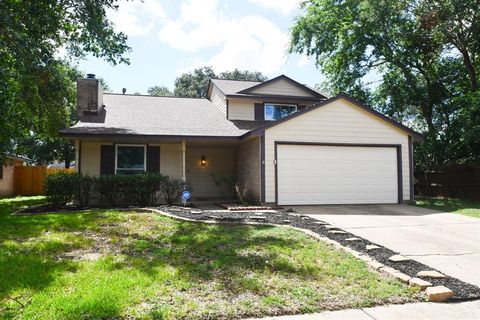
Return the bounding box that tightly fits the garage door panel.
[277,145,398,205]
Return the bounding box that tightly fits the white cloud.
[248,0,301,15]
[159,0,290,74]
[108,0,165,37]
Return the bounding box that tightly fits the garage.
[276,143,400,205]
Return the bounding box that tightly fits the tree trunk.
[460,48,479,92]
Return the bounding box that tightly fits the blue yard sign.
[181,191,191,206]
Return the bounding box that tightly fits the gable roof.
[237,75,327,99]
[210,79,261,96]
[244,93,423,141]
[60,94,252,139]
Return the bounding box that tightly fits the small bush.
[160,177,191,206]
[97,175,124,207]
[73,174,96,207]
[45,172,75,207]
[123,173,165,206]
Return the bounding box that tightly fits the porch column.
[181,140,186,183]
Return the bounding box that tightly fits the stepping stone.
[346,237,362,241]
[426,286,454,302]
[367,260,384,270]
[416,270,446,279]
[289,213,301,217]
[409,277,432,290]
[169,208,181,212]
[254,212,264,215]
[314,221,328,225]
[366,245,380,251]
[190,210,202,214]
[392,272,412,283]
[328,230,347,234]
[282,220,291,223]
[325,225,339,230]
[388,254,410,262]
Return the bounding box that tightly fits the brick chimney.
[77,73,104,118]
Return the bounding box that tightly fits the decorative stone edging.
[143,208,452,302]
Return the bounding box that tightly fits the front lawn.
[0,201,418,319]
[415,196,480,218]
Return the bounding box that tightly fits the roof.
[244,93,424,141]
[61,94,252,138]
[210,79,262,95]
[5,154,30,162]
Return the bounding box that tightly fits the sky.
[77,0,328,95]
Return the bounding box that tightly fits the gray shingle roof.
[210,79,261,95]
[61,94,251,137]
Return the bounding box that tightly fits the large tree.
[0,0,130,161]
[173,67,268,98]
[148,85,174,97]
[290,0,480,170]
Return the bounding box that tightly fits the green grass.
[0,198,419,319]
[415,196,480,218]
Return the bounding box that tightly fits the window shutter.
[100,145,115,175]
[254,103,264,120]
[146,146,160,174]
[0,164,3,179]
[297,105,306,112]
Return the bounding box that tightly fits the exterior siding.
[228,99,255,120]
[210,84,227,117]
[237,137,261,203]
[0,159,23,197]
[186,146,236,198]
[79,141,182,178]
[250,78,316,97]
[264,98,411,203]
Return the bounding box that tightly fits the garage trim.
[274,141,403,205]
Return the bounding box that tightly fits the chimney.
[77,73,104,118]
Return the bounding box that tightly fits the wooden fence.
[13,166,75,196]
[415,163,480,200]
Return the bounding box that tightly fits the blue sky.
[77,0,327,94]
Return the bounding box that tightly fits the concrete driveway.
[288,204,480,287]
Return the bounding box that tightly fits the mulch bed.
[216,203,272,211]
[157,205,480,301]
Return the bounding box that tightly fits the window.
[264,103,297,120]
[115,145,146,175]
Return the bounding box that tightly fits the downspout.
[181,140,186,183]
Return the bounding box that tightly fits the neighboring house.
[60,74,422,205]
[0,155,29,197]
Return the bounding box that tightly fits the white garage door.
[277,144,398,205]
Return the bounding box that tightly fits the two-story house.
[61,74,422,205]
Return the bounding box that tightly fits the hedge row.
[45,172,188,208]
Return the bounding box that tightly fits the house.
[0,155,29,197]
[60,74,422,205]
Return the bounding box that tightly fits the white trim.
[264,103,298,121]
[115,144,147,174]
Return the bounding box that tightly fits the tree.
[148,85,174,97]
[290,0,480,170]
[173,67,268,98]
[0,0,130,159]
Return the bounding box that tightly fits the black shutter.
[146,146,160,174]
[254,103,264,120]
[100,145,115,175]
[297,105,306,112]
[0,164,3,179]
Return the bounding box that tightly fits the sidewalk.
[246,300,480,320]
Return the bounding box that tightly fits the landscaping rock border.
[150,206,480,302]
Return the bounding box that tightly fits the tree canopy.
[172,67,268,98]
[0,0,130,162]
[148,85,174,97]
[290,0,480,171]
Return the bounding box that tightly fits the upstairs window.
[115,145,146,175]
[264,103,297,121]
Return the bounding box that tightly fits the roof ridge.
[211,78,263,83]
[103,93,207,100]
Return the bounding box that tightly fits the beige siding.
[250,78,316,97]
[228,99,255,120]
[186,146,236,198]
[264,98,411,203]
[210,84,227,117]
[237,137,261,203]
[0,159,22,197]
[79,141,182,178]
[81,141,104,176]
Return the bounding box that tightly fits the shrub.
[45,172,75,207]
[160,177,191,206]
[97,175,125,207]
[123,173,165,206]
[73,174,95,207]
